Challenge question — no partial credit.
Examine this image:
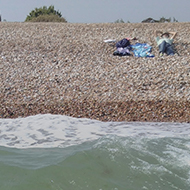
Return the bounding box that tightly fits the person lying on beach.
[155,30,177,56]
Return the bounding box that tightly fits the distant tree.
[0,14,1,22]
[25,5,67,22]
[173,17,178,22]
[159,17,167,23]
[159,16,178,23]
[114,19,125,23]
[142,17,178,23]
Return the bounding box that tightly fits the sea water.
[0,114,190,190]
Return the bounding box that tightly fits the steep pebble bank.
[1,22,190,122]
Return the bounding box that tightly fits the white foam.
[0,114,190,148]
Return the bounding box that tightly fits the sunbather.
[155,30,177,56]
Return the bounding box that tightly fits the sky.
[0,0,190,23]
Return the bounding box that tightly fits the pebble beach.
[1,22,190,122]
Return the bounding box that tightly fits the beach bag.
[116,38,130,48]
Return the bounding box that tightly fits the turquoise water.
[0,115,190,190]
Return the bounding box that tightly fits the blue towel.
[131,43,154,57]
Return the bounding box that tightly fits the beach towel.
[131,43,154,57]
[104,39,116,43]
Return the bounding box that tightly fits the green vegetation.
[114,17,178,23]
[25,5,67,22]
[142,17,178,23]
[114,19,125,23]
[158,17,178,23]
[27,14,67,22]
[114,19,130,23]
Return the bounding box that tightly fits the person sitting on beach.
[155,30,177,56]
